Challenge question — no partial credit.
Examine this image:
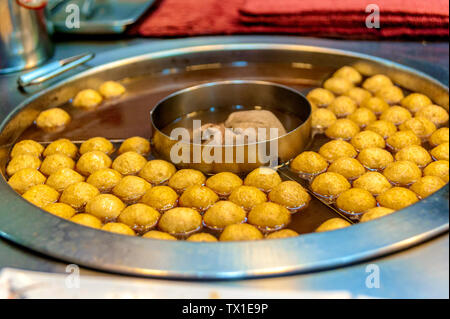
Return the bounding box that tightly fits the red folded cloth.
[131,0,245,37]
[241,0,449,16]
[131,0,449,39]
[240,13,449,28]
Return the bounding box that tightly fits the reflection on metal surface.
[292,62,313,69]
[48,0,157,34]
[186,63,222,72]
[0,42,448,279]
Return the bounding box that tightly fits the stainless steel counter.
[0,36,448,298]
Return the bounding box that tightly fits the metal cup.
[151,80,312,175]
[0,0,54,74]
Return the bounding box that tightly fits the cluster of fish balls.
[34,81,126,132]
[291,66,449,229]
[7,136,312,242]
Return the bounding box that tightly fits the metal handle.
[17,52,95,88]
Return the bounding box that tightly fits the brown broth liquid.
[14,63,353,237]
[19,60,324,143]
